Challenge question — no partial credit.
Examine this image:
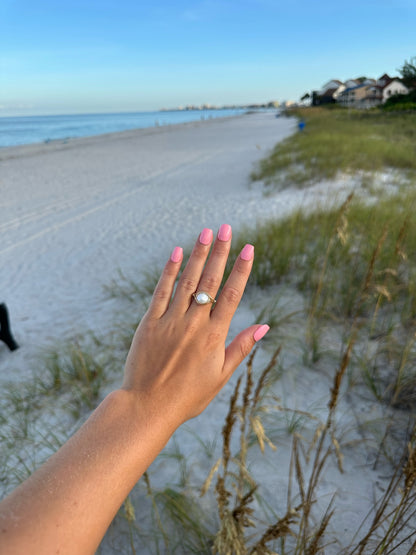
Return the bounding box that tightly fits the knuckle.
[164,265,178,277]
[240,338,253,359]
[214,243,230,257]
[222,286,241,305]
[153,287,171,302]
[235,259,249,275]
[205,331,222,347]
[192,246,208,260]
[202,274,220,290]
[183,320,198,337]
[180,276,197,292]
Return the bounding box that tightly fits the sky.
[1,0,415,116]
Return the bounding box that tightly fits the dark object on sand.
[0,303,19,351]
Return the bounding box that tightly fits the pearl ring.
[192,291,216,306]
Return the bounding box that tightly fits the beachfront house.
[381,79,409,102]
[313,73,410,109]
[337,83,381,108]
[337,75,409,108]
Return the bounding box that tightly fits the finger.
[170,228,213,312]
[222,324,270,377]
[188,224,232,313]
[146,246,183,319]
[211,243,254,324]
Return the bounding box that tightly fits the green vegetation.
[383,89,416,112]
[398,56,416,90]
[251,107,416,187]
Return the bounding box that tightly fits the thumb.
[223,324,270,377]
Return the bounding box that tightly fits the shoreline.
[0,113,247,160]
[0,111,251,156]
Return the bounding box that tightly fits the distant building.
[337,77,409,108]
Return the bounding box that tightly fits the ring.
[192,291,216,306]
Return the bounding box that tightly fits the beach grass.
[251,107,416,188]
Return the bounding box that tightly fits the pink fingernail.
[253,324,270,342]
[170,246,183,263]
[199,228,213,245]
[240,244,254,261]
[218,224,232,242]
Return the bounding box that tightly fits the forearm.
[0,389,176,555]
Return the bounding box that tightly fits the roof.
[320,87,338,97]
[341,83,369,93]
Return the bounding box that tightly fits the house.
[337,83,382,108]
[313,79,346,105]
[377,73,393,87]
[320,79,344,93]
[314,73,410,109]
[337,77,409,108]
[381,79,409,102]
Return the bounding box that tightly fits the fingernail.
[253,324,270,342]
[218,224,232,242]
[240,244,254,261]
[199,228,213,245]
[170,246,183,263]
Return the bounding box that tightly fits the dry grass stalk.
[348,426,416,554]
[142,471,169,549]
[212,348,287,554]
[249,507,300,555]
[222,375,243,468]
[362,227,388,301]
[238,350,256,497]
[251,347,282,410]
[394,216,409,261]
[200,457,222,497]
[305,496,335,555]
[328,330,357,412]
[123,495,136,523]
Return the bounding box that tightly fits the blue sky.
[1,0,415,116]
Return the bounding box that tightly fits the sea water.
[0,109,246,148]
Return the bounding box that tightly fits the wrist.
[113,388,180,446]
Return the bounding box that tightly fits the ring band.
[192,291,216,306]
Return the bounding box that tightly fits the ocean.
[0,108,246,148]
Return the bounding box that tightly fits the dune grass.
[251,107,416,187]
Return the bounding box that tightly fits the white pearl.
[196,292,209,304]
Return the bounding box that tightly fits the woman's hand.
[122,224,269,428]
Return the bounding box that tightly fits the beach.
[1,112,299,382]
[0,111,400,553]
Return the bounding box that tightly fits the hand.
[122,224,269,427]
[0,225,269,555]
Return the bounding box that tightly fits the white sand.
[0,112,404,552]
